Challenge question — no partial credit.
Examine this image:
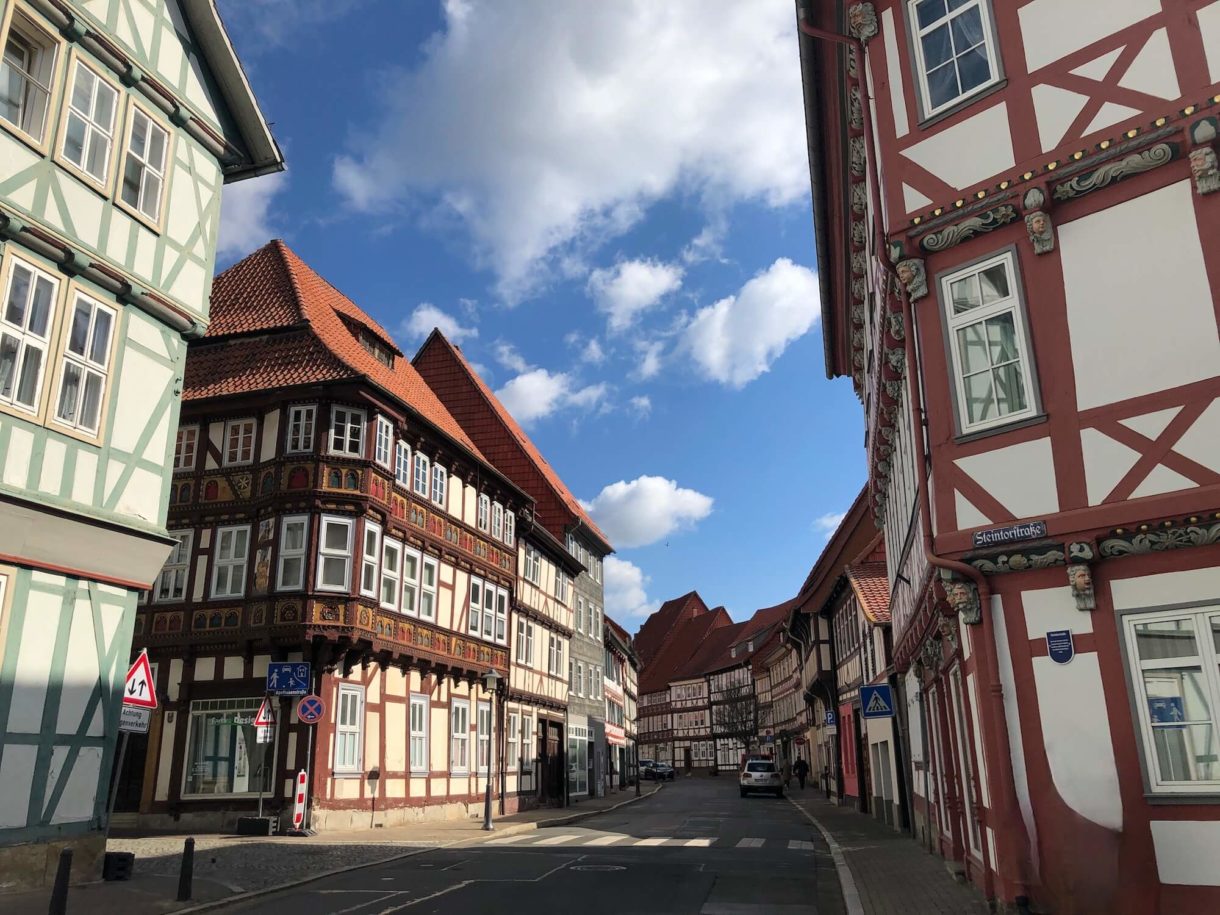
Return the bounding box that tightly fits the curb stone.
[175,784,663,913]
[787,795,864,915]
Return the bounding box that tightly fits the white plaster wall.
[1032,85,1089,153]
[48,745,102,823]
[1172,398,1220,475]
[1022,586,1092,641]
[992,595,1040,880]
[902,103,1014,191]
[55,592,103,735]
[1080,427,1141,505]
[3,424,33,487]
[1150,820,1220,885]
[8,588,59,732]
[965,672,991,807]
[1019,0,1161,73]
[880,7,908,139]
[155,716,176,801]
[1060,181,1220,411]
[954,437,1059,520]
[1200,2,1220,83]
[1111,565,1220,611]
[0,745,37,828]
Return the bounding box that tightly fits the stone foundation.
[0,831,106,895]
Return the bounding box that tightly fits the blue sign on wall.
[860,685,894,719]
[825,709,836,726]
[267,662,311,696]
[1046,630,1075,665]
[1148,696,1186,727]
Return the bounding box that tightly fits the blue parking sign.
[267,662,311,696]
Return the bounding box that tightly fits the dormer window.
[357,328,394,367]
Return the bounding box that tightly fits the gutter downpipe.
[798,13,1028,907]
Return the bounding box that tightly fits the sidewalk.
[6,784,662,915]
[788,791,990,915]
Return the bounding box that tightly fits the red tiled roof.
[605,616,631,643]
[674,620,745,679]
[639,608,730,695]
[634,591,709,667]
[412,331,611,551]
[194,241,485,462]
[846,562,891,624]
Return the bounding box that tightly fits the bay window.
[316,516,353,592]
[154,531,191,602]
[477,494,490,532]
[360,520,381,598]
[431,463,446,505]
[211,524,249,599]
[374,416,393,468]
[381,537,403,610]
[482,581,495,641]
[276,515,308,591]
[420,556,437,620]
[223,417,255,466]
[492,502,504,541]
[402,547,421,616]
[0,257,57,414]
[395,440,411,487]
[413,453,429,497]
[329,406,364,457]
[174,425,198,471]
[470,577,483,634]
[504,510,515,547]
[287,405,315,453]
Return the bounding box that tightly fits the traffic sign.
[292,769,308,829]
[267,662,311,696]
[825,709,836,726]
[119,705,151,734]
[794,736,807,746]
[253,697,276,727]
[297,694,325,725]
[256,726,274,744]
[123,650,157,709]
[860,685,895,719]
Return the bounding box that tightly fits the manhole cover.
[570,865,626,872]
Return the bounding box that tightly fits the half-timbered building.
[799,1,1220,909]
[0,0,280,889]
[122,240,529,831]
[603,616,638,790]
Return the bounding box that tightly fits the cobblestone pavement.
[788,790,991,915]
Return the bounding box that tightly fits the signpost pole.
[302,723,313,832]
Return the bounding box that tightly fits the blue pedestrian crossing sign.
[267,662,311,696]
[860,685,895,719]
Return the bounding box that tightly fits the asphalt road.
[217,778,846,915]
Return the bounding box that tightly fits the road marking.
[701,905,817,914]
[685,838,715,847]
[633,837,668,846]
[735,838,765,848]
[788,840,815,850]
[786,797,864,915]
[585,834,627,846]
[486,835,531,845]
[534,834,580,845]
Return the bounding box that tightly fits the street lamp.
[482,668,502,831]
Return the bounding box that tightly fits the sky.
[214,0,865,628]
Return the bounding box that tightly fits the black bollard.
[176,837,194,902]
[48,847,72,915]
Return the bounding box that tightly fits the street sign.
[267,662,311,696]
[1148,697,1186,726]
[292,769,308,830]
[824,709,836,726]
[119,705,151,734]
[123,650,157,709]
[254,697,276,727]
[297,694,325,725]
[794,737,807,746]
[256,726,274,744]
[860,685,895,719]
[1046,630,1075,665]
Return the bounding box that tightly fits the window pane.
[321,556,346,587]
[63,112,86,164]
[921,24,952,69]
[958,44,992,94]
[281,556,302,586]
[67,301,90,355]
[991,362,1027,416]
[89,308,112,364]
[984,312,1019,364]
[927,61,960,109]
[70,65,93,111]
[85,132,109,180]
[121,156,142,207]
[962,370,995,423]
[979,264,1010,303]
[915,0,947,28]
[949,274,980,314]
[949,6,984,51]
[1153,724,1220,783]
[1211,616,1220,655]
[956,322,990,374]
[5,265,30,326]
[324,523,348,551]
[285,522,305,551]
[57,360,81,419]
[148,123,166,170]
[80,371,103,429]
[93,80,115,129]
[1135,619,1199,661]
[29,276,53,336]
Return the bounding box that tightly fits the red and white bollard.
[292,769,307,830]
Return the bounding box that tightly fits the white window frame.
[276,514,308,591]
[482,581,495,641]
[495,587,508,646]
[940,251,1037,435]
[210,524,250,599]
[60,57,117,185]
[174,425,199,471]
[223,418,256,467]
[53,290,115,435]
[154,530,191,602]
[476,700,491,774]
[503,510,515,547]
[286,405,315,454]
[524,545,541,585]
[477,494,490,532]
[1124,605,1220,795]
[402,546,421,616]
[431,463,446,505]
[576,661,584,697]
[450,699,470,774]
[491,502,504,541]
[907,0,1002,120]
[516,617,530,665]
[409,694,429,775]
[118,104,168,223]
[413,452,430,498]
[316,516,354,593]
[555,571,569,605]
[381,537,403,611]
[521,715,534,771]
[329,406,365,458]
[469,577,483,635]
[395,440,411,487]
[360,520,381,598]
[374,416,393,468]
[420,555,437,620]
[0,256,58,415]
[507,711,520,772]
[576,597,584,634]
[334,684,364,775]
[0,11,59,145]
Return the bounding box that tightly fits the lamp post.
[482,668,501,831]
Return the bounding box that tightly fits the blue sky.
[214,0,865,626]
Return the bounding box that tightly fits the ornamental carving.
[849,87,864,130]
[1022,186,1046,211]
[1068,541,1096,563]
[1099,519,1220,557]
[1067,564,1096,611]
[1189,146,1220,195]
[1025,211,1055,255]
[883,380,903,400]
[851,250,866,276]
[887,311,905,341]
[969,546,1065,574]
[851,277,867,304]
[847,3,878,41]
[919,205,1017,253]
[1053,143,1175,201]
[851,182,867,214]
[849,136,866,176]
[896,258,927,301]
[885,347,905,374]
[851,219,867,248]
[942,575,981,625]
[850,303,865,326]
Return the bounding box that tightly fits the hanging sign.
[972,520,1048,549]
[1046,629,1075,664]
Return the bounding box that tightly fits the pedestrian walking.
[793,756,809,789]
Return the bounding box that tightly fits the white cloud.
[494,368,606,426]
[629,395,652,418]
[683,257,820,388]
[582,476,713,549]
[634,340,665,380]
[217,171,287,261]
[566,332,607,364]
[812,511,847,541]
[493,341,530,373]
[604,556,657,619]
[332,0,807,300]
[682,214,729,265]
[588,259,684,331]
[401,302,478,343]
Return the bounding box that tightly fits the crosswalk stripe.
[633,837,669,846]
[788,840,815,850]
[685,838,716,847]
[486,835,531,845]
[585,835,627,846]
[535,834,580,845]
[735,838,765,848]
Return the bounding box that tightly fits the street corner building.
[0,0,281,892]
[798,1,1220,912]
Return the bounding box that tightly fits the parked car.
[639,759,676,780]
[740,759,783,798]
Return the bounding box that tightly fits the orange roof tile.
[196,241,486,463]
[413,331,611,550]
[846,562,891,624]
[639,607,731,695]
[634,590,709,667]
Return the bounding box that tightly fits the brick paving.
[788,791,991,915]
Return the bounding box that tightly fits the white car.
[739,759,784,798]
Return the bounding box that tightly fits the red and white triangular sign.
[123,650,157,709]
[254,697,276,727]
